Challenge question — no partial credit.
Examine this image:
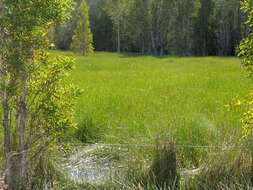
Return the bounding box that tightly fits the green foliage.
[105,0,132,52]
[238,0,253,137]
[90,1,114,52]
[193,0,216,56]
[28,52,81,139]
[71,0,94,56]
[0,0,80,188]
[54,0,244,56]
[0,1,77,134]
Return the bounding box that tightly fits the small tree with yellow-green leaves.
[238,0,253,138]
[0,0,80,189]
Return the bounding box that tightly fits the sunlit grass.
[51,50,251,166]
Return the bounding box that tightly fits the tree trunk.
[141,40,144,55]
[0,53,28,190]
[17,75,28,188]
[0,65,11,187]
[160,47,164,57]
[150,31,157,55]
[6,152,23,190]
[117,21,121,53]
[0,70,21,190]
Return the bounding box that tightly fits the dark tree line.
[52,0,247,56]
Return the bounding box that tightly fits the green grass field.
[51,50,251,166]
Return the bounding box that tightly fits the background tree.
[71,0,94,55]
[45,0,248,56]
[0,0,80,189]
[105,0,132,53]
[170,0,199,56]
[88,0,114,51]
[127,0,151,54]
[193,0,216,56]
[214,0,243,56]
[149,0,173,56]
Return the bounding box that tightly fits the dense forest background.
[52,0,247,56]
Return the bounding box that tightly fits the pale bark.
[18,75,28,187]
[117,21,121,53]
[150,31,156,55]
[0,3,28,187]
[0,2,12,187]
[1,68,11,183]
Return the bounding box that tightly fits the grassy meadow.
[51,50,250,167]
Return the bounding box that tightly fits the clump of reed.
[120,139,179,190]
[185,150,252,190]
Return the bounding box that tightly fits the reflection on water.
[60,144,124,185]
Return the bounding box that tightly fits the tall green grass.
[50,50,251,167]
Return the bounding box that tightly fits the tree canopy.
[53,0,245,56]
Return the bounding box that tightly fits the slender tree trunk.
[141,40,145,55]
[117,21,121,53]
[1,64,11,186]
[148,42,151,54]
[150,31,157,55]
[251,146,253,186]
[0,5,14,188]
[160,47,164,57]
[0,67,20,190]
[0,46,29,190]
[18,75,28,188]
